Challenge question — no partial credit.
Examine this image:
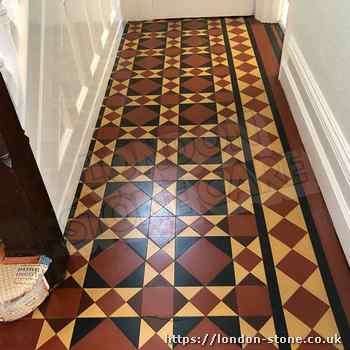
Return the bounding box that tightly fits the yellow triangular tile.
[175,287,202,300]
[239,318,258,338]
[161,263,174,285]
[286,206,307,231]
[230,238,245,256]
[79,303,106,318]
[293,235,317,264]
[85,288,110,302]
[247,237,262,257]
[115,288,141,301]
[36,321,55,349]
[98,229,117,239]
[144,263,159,286]
[158,319,173,347]
[234,264,249,285]
[314,309,339,339]
[57,320,76,349]
[175,302,203,317]
[251,262,267,284]
[146,240,160,259]
[79,241,93,261]
[72,264,88,287]
[276,270,300,304]
[284,310,311,338]
[139,319,156,348]
[163,239,175,259]
[124,231,145,239]
[207,287,233,300]
[259,317,276,339]
[303,269,329,304]
[262,205,283,231]
[208,302,236,316]
[269,236,290,264]
[32,308,44,319]
[110,303,138,317]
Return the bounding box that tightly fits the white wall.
[280,0,350,262]
[25,0,124,230]
[0,0,29,126]
[289,1,350,139]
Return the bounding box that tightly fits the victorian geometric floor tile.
[2,17,349,350]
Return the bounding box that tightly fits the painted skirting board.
[121,0,284,22]
[279,35,350,264]
[121,0,255,21]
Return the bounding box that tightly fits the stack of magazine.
[0,247,51,322]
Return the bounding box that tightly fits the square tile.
[176,237,233,285]
[235,286,272,316]
[179,103,218,125]
[44,288,83,318]
[178,137,222,164]
[181,54,212,68]
[182,19,208,31]
[277,250,317,284]
[141,287,174,317]
[128,78,163,96]
[138,37,167,50]
[112,139,157,166]
[133,55,165,70]
[182,35,209,48]
[284,288,329,328]
[180,76,214,94]
[177,180,227,215]
[121,105,160,127]
[148,216,176,247]
[89,240,144,287]
[142,22,168,32]
[101,182,152,217]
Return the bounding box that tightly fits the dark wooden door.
[0,74,68,287]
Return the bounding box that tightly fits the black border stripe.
[264,24,282,63]
[221,18,291,350]
[245,17,350,347]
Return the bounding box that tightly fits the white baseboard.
[279,35,350,264]
[57,20,125,231]
[122,0,254,21]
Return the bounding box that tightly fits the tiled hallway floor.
[1,17,349,350]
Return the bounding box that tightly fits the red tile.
[45,288,83,318]
[285,288,329,328]
[191,288,220,315]
[277,251,317,284]
[90,240,143,286]
[140,334,170,350]
[270,219,306,248]
[38,336,67,350]
[96,289,125,316]
[178,239,231,284]
[178,182,225,215]
[72,319,135,350]
[0,319,43,350]
[141,287,174,317]
[148,250,173,273]
[148,217,176,247]
[235,249,261,271]
[235,286,272,316]
[190,217,214,236]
